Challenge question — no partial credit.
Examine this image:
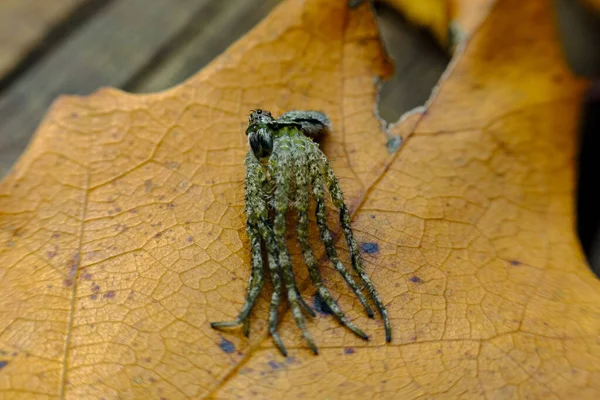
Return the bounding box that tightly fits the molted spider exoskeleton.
[211,109,390,356]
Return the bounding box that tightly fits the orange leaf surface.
[0,0,598,399]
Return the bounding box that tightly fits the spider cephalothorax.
[211,109,391,355]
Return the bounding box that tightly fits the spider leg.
[210,222,264,331]
[295,285,316,317]
[241,222,262,336]
[307,154,375,318]
[256,219,288,357]
[210,155,267,333]
[321,154,392,342]
[272,143,318,355]
[294,144,369,340]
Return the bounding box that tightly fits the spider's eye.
[256,109,262,114]
[248,128,273,159]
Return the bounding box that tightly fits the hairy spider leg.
[295,284,316,317]
[261,150,313,319]
[242,222,264,337]
[320,152,392,342]
[306,143,375,318]
[271,133,318,355]
[210,154,267,332]
[209,222,263,331]
[256,218,287,356]
[293,137,370,341]
[248,152,288,354]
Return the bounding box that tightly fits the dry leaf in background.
[382,0,494,49]
[0,0,598,399]
[381,0,451,45]
[582,0,600,11]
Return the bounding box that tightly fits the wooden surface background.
[0,0,598,268]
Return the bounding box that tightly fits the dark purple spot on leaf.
[67,254,79,274]
[63,279,73,287]
[115,207,121,213]
[312,292,333,315]
[219,338,235,354]
[103,291,116,299]
[510,260,521,266]
[409,276,423,284]
[0,361,7,369]
[344,347,355,355]
[268,360,281,370]
[360,242,379,254]
[187,236,194,243]
[90,294,97,300]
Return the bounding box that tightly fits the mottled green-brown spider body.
[211,109,391,356]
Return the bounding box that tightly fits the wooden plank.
[0,0,88,80]
[134,0,281,93]
[0,0,219,177]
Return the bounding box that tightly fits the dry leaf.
[582,0,600,11]
[383,0,494,48]
[382,0,451,45]
[0,0,598,399]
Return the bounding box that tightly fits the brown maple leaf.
[0,0,598,399]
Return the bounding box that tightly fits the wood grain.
[134,0,280,93]
[0,0,218,177]
[0,0,87,79]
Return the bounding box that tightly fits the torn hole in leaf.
[372,2,450,126]
[553,0,600,276]
[576,81,600,277]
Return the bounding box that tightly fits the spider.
[211,109,391,356]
